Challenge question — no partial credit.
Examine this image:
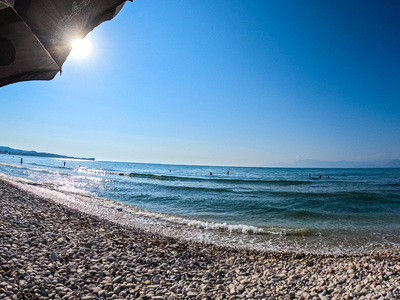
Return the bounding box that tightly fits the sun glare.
[71,38,92,58]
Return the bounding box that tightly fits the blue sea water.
[0,154,399,254]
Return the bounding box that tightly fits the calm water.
[1,154,399,254]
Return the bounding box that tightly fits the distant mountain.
[0,146,95,161]
[269,159,400,168]
[385,159,400,168]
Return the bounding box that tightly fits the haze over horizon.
[1,145,400,169]
[1,1,399,167]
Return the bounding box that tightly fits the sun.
[70,38,92,58]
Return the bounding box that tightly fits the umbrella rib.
[10,4,62,72]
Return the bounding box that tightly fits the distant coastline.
[268,159,400,168]
[0,146,95,161]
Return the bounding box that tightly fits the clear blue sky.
[1,0,399,167]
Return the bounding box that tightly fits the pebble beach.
[1,178,399,300]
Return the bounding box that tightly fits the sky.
[1,0,400,167]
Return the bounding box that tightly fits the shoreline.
[1,178,399,299]
[1,163,399,255]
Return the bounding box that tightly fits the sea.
[0,154,399,254]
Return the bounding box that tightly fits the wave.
[30,162,73,171]
[75,166,107,175]
[260,226,319,236]
[0,161,72,175]
[380,182,400,187]
[31,162,53,167]
[166,185,234,193]
[0,161,53,175]
[118,205,320,237]
[0,162,19,168]
[105,170,312,186]
[179,219,318,237]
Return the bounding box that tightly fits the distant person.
[227,170,229,175]
[64,161,66,167]
[210,172,212,176]
[308,173,311,177]
[20,158,23,164]
[318,174,322,179]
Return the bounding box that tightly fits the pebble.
[0,178,399,299]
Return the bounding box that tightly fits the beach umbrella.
[0,0,132,88]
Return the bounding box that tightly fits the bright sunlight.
[70,38,92,58]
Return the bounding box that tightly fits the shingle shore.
[0,179,399,300]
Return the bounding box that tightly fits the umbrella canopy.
[0,0,131,87]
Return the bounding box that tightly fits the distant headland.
[0,146,95,161]
[268,159,400,168]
